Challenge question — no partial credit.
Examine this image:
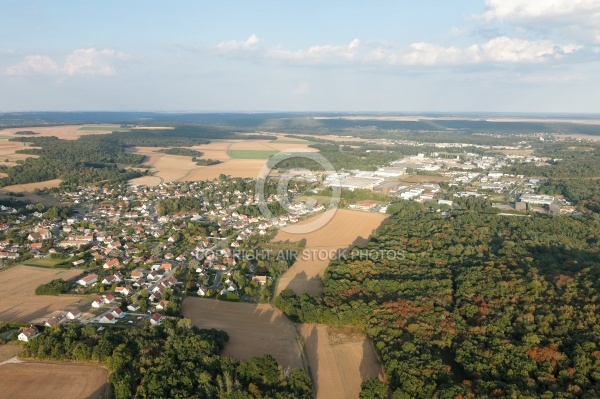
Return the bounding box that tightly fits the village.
[0,143,574,342]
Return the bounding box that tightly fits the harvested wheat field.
[0,362,108,399]
[0,192,65,207]
[129,175,163,186]
[275,209,388,296]
[126,146,167,166]
[126,139,320,185]
[184,159,267,180]
[0,140,39,167]
[0,179,63,193]
[300,324,384,399]
[191,141,234,161]
[0,266,84,323]
[0,345,21,362]
[182,298,304,370]
[0,124,120,140]
[151,154,200,182]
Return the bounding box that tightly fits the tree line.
[22,319,312,399]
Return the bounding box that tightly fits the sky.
[1,0,599,113]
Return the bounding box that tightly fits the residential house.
[77,274,98,286]
[156,300,169,310]
[252,276,268,285]
[45,314,66,328]
[150,313,163,326]
[115,285,134,296]
[91,298,103,308]
[18,325,40,342]
[130,269,146,279]
[103,258,120,269]
[0,252,20,260]
[102,275,118,285]
[127,303,140,312]
[99,312,116,324]
[66,310,82,320]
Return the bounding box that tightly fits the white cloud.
[483,0,600,22]
[482,37,576,62]
[266,39,361,63]
[214,35,581,67]
[5,55,61,76]
[4,48,128,77]
[482,0,600,44]
[368,37,579,66]
[216,34,260,53]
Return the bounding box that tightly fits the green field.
[227,150,279,159]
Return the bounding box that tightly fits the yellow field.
[0,124,119,140]
[0,362,108,399]
[274,209,388,296]
[0,345,21,362]
[0,266,84,323]
[182,298,304,370]
[300,324,385,399]
[0,140,38,167]
[184,159,268,180]
[126,137,316,185]
[0,179,63,193]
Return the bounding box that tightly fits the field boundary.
[291,322,317,399]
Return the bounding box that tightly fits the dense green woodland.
[157,148,204,157]
[22,320,312,399]
[34,278,71,295]
[276,202,600,398]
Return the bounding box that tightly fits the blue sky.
[1,0,599,113]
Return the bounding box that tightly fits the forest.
[157,148,204,157]
[275,201,600,398]
[34,278,71,295]
[21,319,312,399]
[0,135,145,187]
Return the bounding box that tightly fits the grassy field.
[0,363,108,399]
[227,150,279,159]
